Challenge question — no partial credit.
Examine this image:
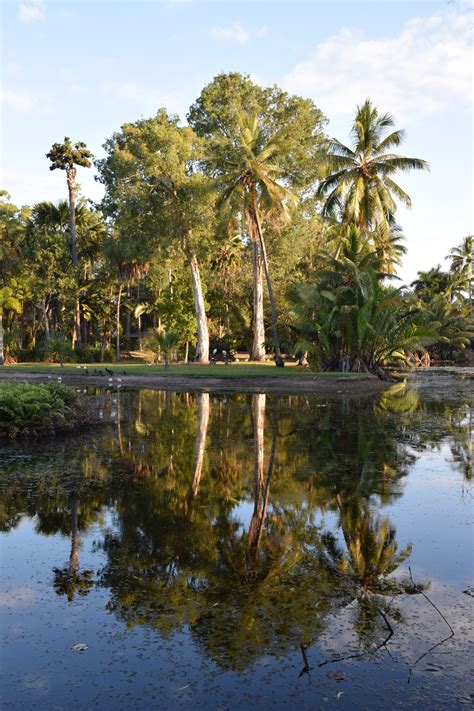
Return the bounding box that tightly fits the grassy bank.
[1,362,361,379]
[0,382,93,438]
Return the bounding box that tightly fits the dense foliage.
[0,74,472,375]
[0,382,92,437]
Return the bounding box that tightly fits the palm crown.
[317,99,429,232]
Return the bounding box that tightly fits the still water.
[1,372,473,710]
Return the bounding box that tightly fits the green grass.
[1,361,363,378]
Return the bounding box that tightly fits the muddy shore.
[0,370,391,395]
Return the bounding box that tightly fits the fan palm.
[47,138,92,347]
[317,99,428,234]
[216,112,298,364]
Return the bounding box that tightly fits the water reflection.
[0,375,472,676]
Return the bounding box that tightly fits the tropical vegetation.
[0,381,92,437]
[0,75,472,376]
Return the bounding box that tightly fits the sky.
[1,0,473,285]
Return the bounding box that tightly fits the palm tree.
[373,221,407,276]
[46,137,92,347]
[317,99,429,236]
[448,236,473,305]
[217,113,298,365]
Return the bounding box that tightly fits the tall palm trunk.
[183,235,209,363]
[0,310,4,365]
[251,241,266,360]
[116,283,123,362]
[246,212,266,360]
[66,167,82,348]
[252,205,284,365]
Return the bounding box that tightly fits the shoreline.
[0,370,391,395]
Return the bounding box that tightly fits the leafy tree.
[26,199,107,350]
[189,72,327,360]
[214,112,299,364]
[0,192,29,363]
[97,110,215,362]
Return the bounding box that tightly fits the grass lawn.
[1,361,361,378]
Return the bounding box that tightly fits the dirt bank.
[0,370,391,395]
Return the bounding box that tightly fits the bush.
[74,345,103,363]
[141,329,179,366]
[0,382,92,438]
[43,333,73,364]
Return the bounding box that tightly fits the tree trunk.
[253,207,284,365]
[251,240,266,361]
[125,284,131,350]
[136,281,141,344]
[187,392,210,502]
[0,311,4,365]
[66,167,82,348]
[116,283,123,362]
[66,167,79,267]
[69,494,79,577]
[184,340,189,363]
[183,238,209,363]
[43,299,50,338]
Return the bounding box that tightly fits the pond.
[1,371,473,709]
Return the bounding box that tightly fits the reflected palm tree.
[218,395,289,585]
[335,499,412,594]
[319,500,427,646]
[53,492,94,602]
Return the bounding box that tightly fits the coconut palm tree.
[448,236,473,305]
[317,99,429,236]
[216,112,298,365]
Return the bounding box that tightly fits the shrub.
[43,333,73,364]
[0,382,92,438]
[141,329,179,367]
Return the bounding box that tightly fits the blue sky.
[1,0,473,284]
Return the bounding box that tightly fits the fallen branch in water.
[317,600,395,669]
[299,643,313,677]
[407,567,454,683]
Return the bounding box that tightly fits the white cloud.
[282,11,473,120]
[17,1,45,23]
[102,81,186,117]
[0,88,34,112]
[5,62,22,76]
[0,86,52,115]
[210,22,249,45]
[2,167,104,208]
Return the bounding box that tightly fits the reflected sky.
[0,372,472,709]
